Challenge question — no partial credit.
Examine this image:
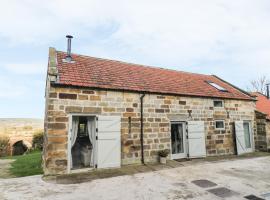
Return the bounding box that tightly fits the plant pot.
[160,156,167,164]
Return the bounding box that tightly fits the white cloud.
[0,0,270,88]
[3,63,46,74]
[0,77,26,98]
[1,0,270,118]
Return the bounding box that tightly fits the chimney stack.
[267,83,270,99]
[65,35,73,62]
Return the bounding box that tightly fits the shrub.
[158,149,170,157]
[0,134,9,157]
[32,132,44,150]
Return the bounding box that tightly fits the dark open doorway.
[13,140,28,155]
[71,116,95,169]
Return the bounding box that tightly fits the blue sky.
[0,0,270,119]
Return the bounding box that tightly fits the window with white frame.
[213,100,224,107]
[215,120,225,130]
[243,121,252,148]
[208,82,228,92]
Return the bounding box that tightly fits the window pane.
[208,82,228,92]
[243,122,251,148]
[215,121,224,129]
[214,101,223,107]
[79,123,88,136]
[79,124,85,133]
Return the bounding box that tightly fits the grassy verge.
[7,150,43,177]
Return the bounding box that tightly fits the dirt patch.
[0,159,15,178]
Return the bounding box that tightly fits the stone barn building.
[251,92,270,151]
[44,47,256,175]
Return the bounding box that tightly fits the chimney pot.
[65,35,73,62]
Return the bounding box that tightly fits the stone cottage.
[251,92,270,151]
[44,46,256,175]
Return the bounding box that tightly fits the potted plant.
[158,149,169,164]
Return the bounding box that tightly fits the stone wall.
[254,111,268,151]
[0,118,43,156]
[266,120,270,151]
[254,111,270,152]
[43,84,255,175]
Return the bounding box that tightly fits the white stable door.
[235,121,253,155]
[97,115,121,168]
[171,122,187,159]
[187,121,206,158]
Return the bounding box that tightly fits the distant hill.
[0,118,43,136]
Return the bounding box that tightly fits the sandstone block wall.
[254,111,268,151]
[254,111,270,152]
[0,118,43,156]
[266,121,270,151]
[43,85,255,175]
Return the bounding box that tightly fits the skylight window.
[208,82,228,92]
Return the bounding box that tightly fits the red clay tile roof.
[251,92,270,119]
[54,50,253,100]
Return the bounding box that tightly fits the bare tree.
[247,76,270,95]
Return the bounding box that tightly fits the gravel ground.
[0,157,270,200]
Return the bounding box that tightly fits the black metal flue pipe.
[66,35,73,61]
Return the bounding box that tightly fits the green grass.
[8,150,43,177]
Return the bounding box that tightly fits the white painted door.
[235,121,253,155]
[187,121,206,158]
[97,115,121,168]
[171,122,187,159]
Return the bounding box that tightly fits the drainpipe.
[232,123,238,155]
[140,93,146,164]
